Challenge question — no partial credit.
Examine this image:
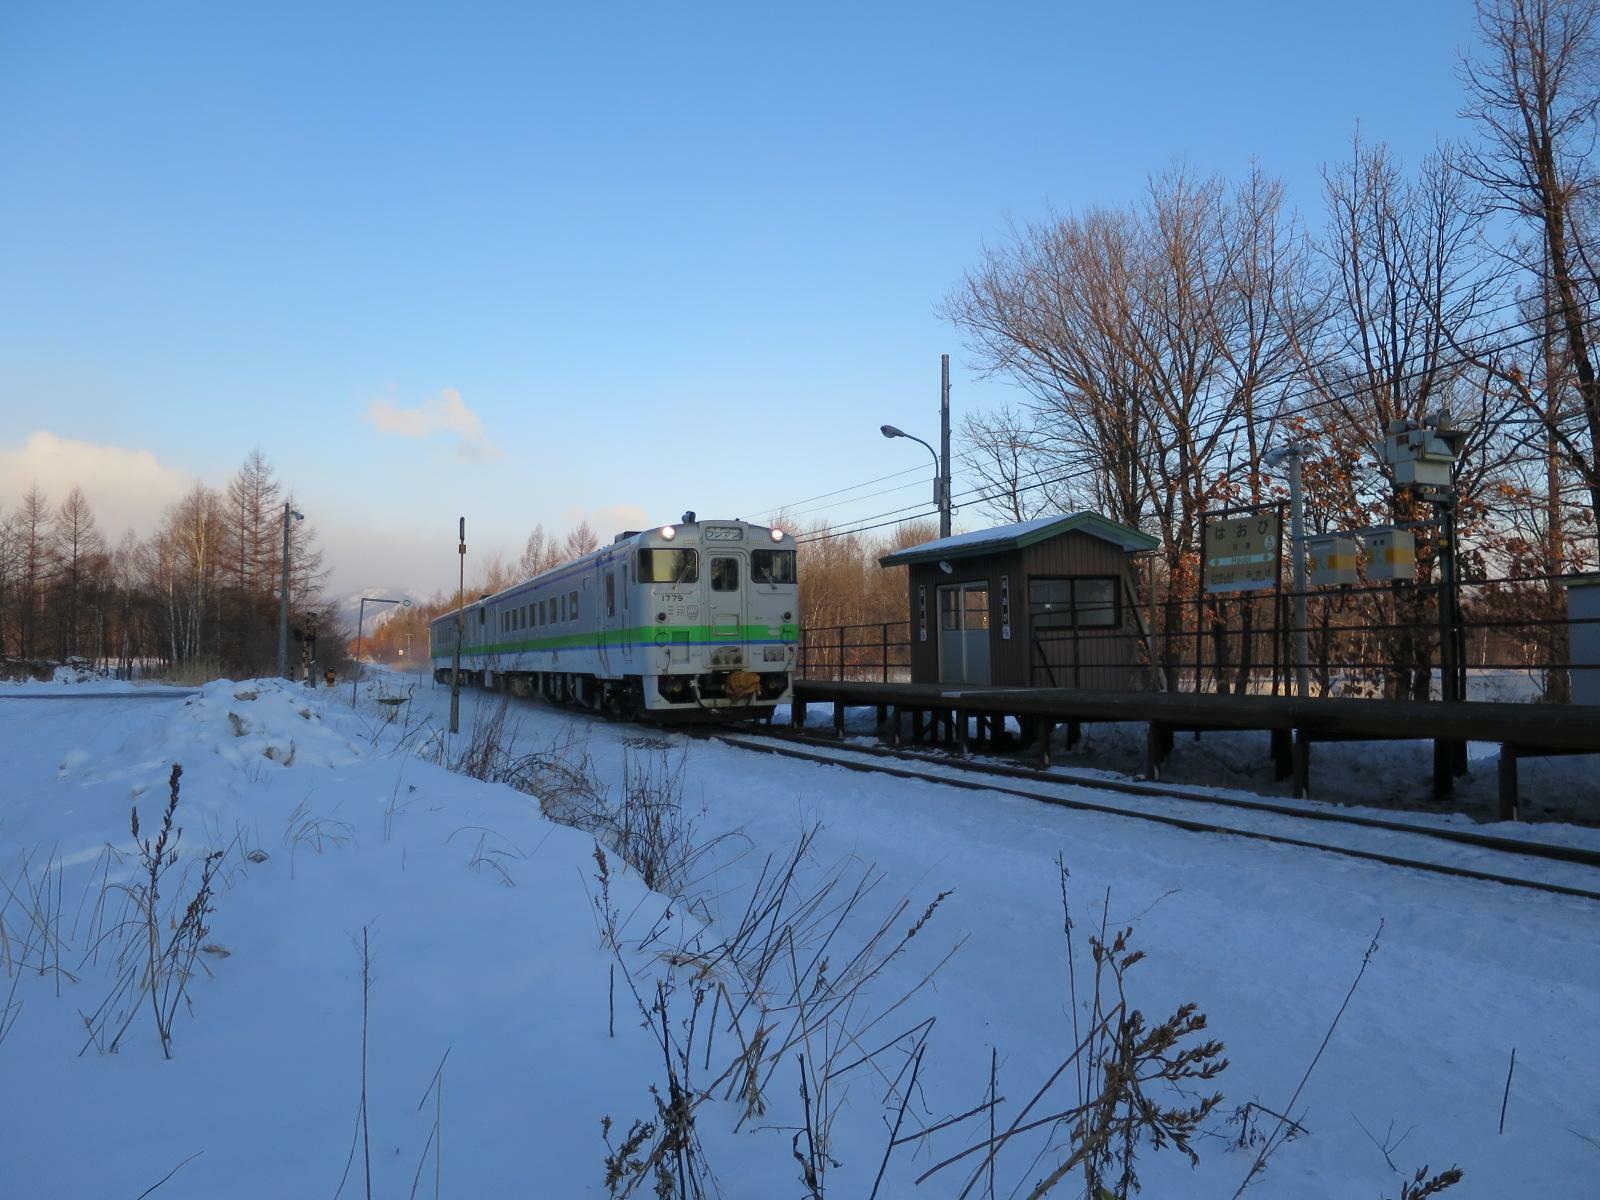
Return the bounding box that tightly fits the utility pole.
[939,353,952,539]
[1283,445,1310,699]
[277,502,303,679]
[450,516,465,735]
[1265,443,1311,698]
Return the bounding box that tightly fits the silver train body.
[430,517,798,717]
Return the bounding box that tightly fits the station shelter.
[879,512,1159,689]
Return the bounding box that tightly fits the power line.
[798,308,1600,545]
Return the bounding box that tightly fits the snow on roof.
[878,511,1158,566]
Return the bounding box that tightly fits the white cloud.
[365,388,499,460]
[0,431,193,540]
[565,504,650,537]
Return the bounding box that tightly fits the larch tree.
[53,486,105,659]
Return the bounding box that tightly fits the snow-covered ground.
[3,671,1597,1197]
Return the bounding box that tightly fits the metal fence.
[797,621,914,683]
[797,572,1599,702]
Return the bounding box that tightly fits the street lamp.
[879,354,953,539]
[277,504,304,679]
[353,596,411,705]
[880,425,951,539]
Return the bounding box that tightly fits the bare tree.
[1461,0,1600,527]
[9,486,55,660]
[959,401,1053,523]
[53,486,105,659]
[564,519,600,559]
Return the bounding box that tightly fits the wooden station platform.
[789,680,1600,820]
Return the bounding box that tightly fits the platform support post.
[833,701,845,739]
[1035,718,1054,766]
[1431,739,1454,802]
[1270,728,1293,781]
[912,708,925,744]
[1145,721,1173,780]
[876,704,888,730]
[955,710,971,756]
[1066,719,1081,750]
[792,698,806,730]
[1292,728,1311,799]
[1497,745,1519,822]
[888,705,902,747]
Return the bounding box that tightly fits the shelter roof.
[877,511,1158,567]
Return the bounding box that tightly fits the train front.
[638,517,798,715]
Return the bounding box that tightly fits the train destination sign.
[1203,513,1280,593]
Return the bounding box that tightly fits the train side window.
[711,557,739,591]
[605,572,616,617]
[539,600,546,626]
[569,589,579,620]
[560,594,567,622]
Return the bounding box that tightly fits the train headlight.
[770,528,784,541]
[660,525,676,540]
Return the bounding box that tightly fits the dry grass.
[158,657,227,686]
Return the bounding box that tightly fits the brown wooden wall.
[905,530,1147,688]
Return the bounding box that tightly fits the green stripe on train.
[436,622,801,658]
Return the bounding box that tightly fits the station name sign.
[1203,513,1280,594]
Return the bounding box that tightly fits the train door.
[937,583,991,685]
[598,561,622,676]
[707,553,746,662]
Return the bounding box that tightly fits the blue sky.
[0,0,1483,597]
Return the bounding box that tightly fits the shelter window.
[637,549,698,584]
[1028,577,1118,629]
[711,557,739,592]
[751,550,796,584]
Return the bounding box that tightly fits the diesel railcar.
[430,514,798,718]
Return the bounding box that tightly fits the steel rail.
[701,728,1600,903]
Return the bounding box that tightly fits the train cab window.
[711,557,739,591]
[636,549,698,583]
[605,572,616,617]
[751,550,796,585]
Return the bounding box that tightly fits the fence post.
[838,625,846,683]
[881,623,889,683]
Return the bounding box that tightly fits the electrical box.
[1306,535,1358,586]
[1560,574,1600,705]
[1364,530,1416,582]
[1382,420,1469,489]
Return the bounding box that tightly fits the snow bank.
[154,677,366,770]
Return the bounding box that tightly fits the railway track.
[411,679,1600,903]
[696,721,1600,903]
